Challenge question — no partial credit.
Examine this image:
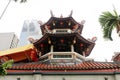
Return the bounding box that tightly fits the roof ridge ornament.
[50,10,54,17]
[38,20,43,25]
[91,37,97,42]
[69,10,73,17]
[60,14,63,18]
[80,20,86,25]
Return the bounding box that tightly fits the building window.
[22,27,27,32]
[29,23,35,32]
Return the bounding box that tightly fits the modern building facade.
[0,32,19,51]
[0,12,120,80]
[18,20,41,47]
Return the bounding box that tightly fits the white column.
[71,45,74,52]
[50,45,53,52]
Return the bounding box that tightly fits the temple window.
[53,55,72,58]
[53,44,71,52]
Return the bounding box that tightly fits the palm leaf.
[99,11,118,40]
[99,12,115,27]
[103,19,116,40]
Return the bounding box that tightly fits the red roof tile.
[8,61,120,72]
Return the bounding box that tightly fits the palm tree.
[0,60,13,75]
[99,8,120,41]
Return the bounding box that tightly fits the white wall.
[42,75,115,80]
[0,73,117,80]
[0,75,33,80]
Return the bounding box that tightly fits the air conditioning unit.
[52,29,71,34]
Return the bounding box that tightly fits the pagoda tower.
[0,11,96,64]
[33,11,96,65]
[2,12,120,80]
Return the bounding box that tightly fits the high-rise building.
[18,20,41,47]
[0,32,19,51]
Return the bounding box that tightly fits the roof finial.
[60,14,63,18]
[69,10,73,17]
[50,10,54,17]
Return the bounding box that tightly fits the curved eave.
[33,33,49,46]
[40,17,54,35]
[40,17,83,35]
[69,17,83,34]
[33,33,95,57]
[76,34,94,44]
[33,33,77,46]
[76,34,95,56]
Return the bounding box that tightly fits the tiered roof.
[34,15,95,57]
[33,33,95,57]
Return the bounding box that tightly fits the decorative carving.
[60,14,63,18]
[38,20,43,25]
[80,20,86,25]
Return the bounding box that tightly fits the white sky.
[0,0,120,61]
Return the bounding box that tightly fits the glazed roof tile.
[8,61,120,71]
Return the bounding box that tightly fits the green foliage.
[99,9,120,41]
[0,60,13,76]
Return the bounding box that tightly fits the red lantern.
[60,22,63,25]
[47,25,51,29]
[60,39,64,43]
[40,44,44,47]
[80,43,83,47]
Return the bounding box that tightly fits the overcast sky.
[0,0,120,61]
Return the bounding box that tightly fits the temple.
[0,11,120,80]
